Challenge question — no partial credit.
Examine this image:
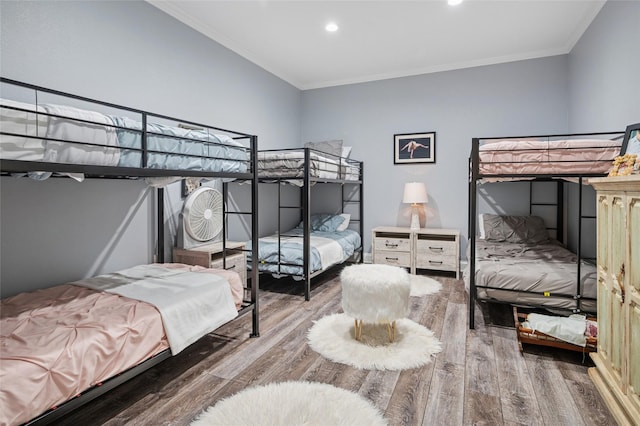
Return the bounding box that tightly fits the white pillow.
[341,146,352,158]
[336,213,351,231]
[478,213,485,239]
[304,140,343,158]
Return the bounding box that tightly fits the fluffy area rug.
[410,275,442,297]
[307,313,442,371]
[191,381,387,426]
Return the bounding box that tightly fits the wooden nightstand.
[414,228,460,278]
[371,226,460,277]
[173,241,247,285]
[372,227,412,270]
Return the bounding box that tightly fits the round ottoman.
[340,263,411,342]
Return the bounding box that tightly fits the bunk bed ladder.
[528,180,563,241]
[340,166,365,263]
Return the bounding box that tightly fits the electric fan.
[178,186,224,249]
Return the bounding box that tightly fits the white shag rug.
[410,275,442,297]
[191,381,387,426]
[307,313,442,371]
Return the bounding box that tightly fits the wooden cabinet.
[589,176,640,425]
[173,241,247,286]
[372,226,460,276]
[372,227,412,269]
[415,229,460,278]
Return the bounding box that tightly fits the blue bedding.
[247,228,361,276]
[111,115,249,173]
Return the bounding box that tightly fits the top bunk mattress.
[258,149,361,182]
[478,138,621,176]
[0,97,250,175]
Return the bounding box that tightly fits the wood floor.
[54,268,614,425]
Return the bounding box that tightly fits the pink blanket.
[479,138,620,175]
[0,263,244,425]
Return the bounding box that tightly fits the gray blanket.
[466,240,596,312]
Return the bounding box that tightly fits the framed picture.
[620,122,640,155]
[394,132,436,164]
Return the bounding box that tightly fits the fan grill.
[184,187,223,242]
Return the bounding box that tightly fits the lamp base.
[410,211,420,231]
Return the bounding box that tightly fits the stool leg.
[354,319,363,341]
[387,321,397,343]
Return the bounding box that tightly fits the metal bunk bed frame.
[0,77,260,424]
[468,130,623,329]
[258,147,364,300]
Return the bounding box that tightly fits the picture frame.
[620,122,640,155]
[394,132,436,164]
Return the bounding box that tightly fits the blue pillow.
[297,214,345,232]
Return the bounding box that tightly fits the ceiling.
[148,0,606,90]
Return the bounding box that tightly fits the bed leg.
[512,306,524,352]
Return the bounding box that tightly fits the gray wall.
[301,56,570,257]
[565,0,639,256]
[0,1,301,297]
[568,0,640,132]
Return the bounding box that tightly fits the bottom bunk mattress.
[465,239,596,313]
[0,263,243,426]
[247,228,361,277]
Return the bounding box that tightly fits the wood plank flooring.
[53,268,614,425]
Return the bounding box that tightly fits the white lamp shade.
[403,182,428,204]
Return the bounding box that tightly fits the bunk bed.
[252,146,364,300]
[0,77,260,425]
[467,131,625,342]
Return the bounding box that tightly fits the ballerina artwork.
[394,132,436,164]
[401,140,429,159]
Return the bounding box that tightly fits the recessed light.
[448,0,463,5]
[325,22,339,32]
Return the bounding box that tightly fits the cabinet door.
[596,194,611,361]
[610,195,626,381]
[628,194,640,411]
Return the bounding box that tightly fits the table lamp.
[403,182,428,230]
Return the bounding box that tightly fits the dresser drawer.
[211,253,246,280]
[375,237,411,252]
[374,250,411,268]
[416,254,457,271]
[173,242,247,286]
[416,239,457,257]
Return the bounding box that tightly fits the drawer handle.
[385,242,399,248]
[386,257,399,261]
[429,260,443,265]
[429,246,444,252]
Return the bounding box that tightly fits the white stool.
[341,263,411,342]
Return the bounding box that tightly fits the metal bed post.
[557,181,564,242]
[277,178,282,275]
[250,135,260,337]
[576,176,583,313]
[468,138,479,329]
[360,161,364,263]
[303,148,311,301]
[157,187,164,263]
